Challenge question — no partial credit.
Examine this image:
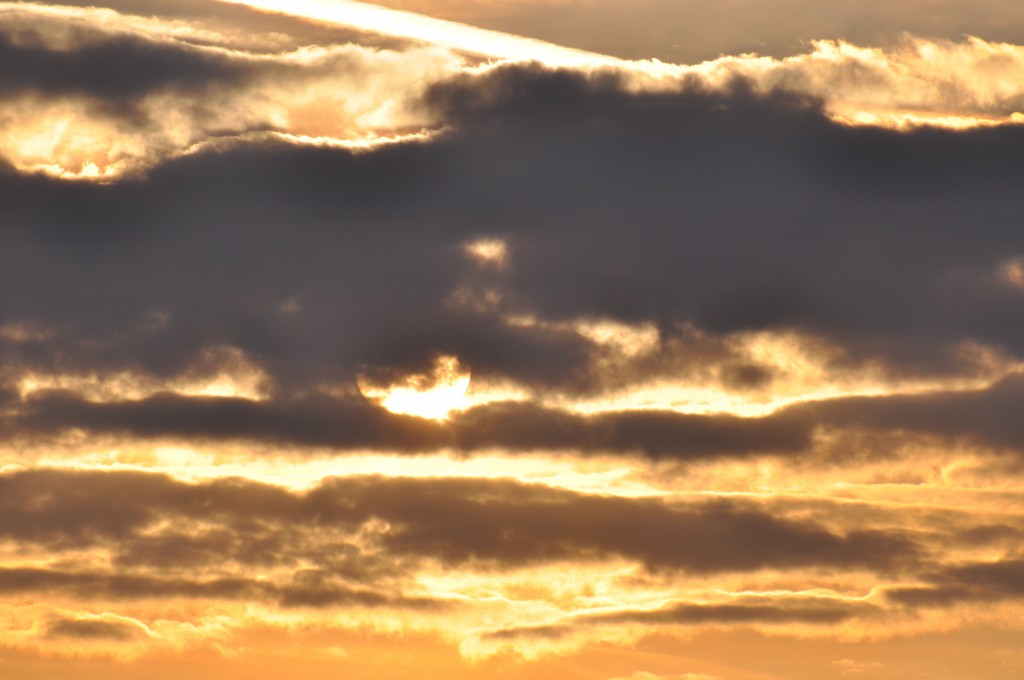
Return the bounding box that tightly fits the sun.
[357,354,471,420]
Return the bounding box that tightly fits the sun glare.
[358,354,471,420]
[464,237,509,268]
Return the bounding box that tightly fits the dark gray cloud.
[790,373,1024,451]
[452,401,811,457]
[9,390,448,451]
[0,10,437,178]
[3,49,1024,496]
[0,565,436,610]
[4,389,811,457]
[46,618,144,641]
[3,61,1024,407]
[352,480,919,572]
[485,598,873,641]
[0,469,920,577]
[14,370,1024,458]
[424,67,1024,373]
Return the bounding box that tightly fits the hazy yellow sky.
[3,1,1024,679]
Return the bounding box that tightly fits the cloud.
[44,614,145,643]
[0,64,1018,400]
[0,464,1011,662]
[31,0,422,51]
[3,388,812,457]
[0,3,460,178]
[9,391,450,451]
[0,469,919,576]
[452,401,812,457]
[791,373,1024,451]
[2,59,1024,453]
[0,565,439,611]
[466,594,882,662]
[887,558,1024,607]
[486,598,873,641]
[45,617,147,641]
[342,479,919,572]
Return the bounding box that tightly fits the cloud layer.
[4,2,1024,679]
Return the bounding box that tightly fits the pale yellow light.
[359,354,471,420]
[24,446,656,498]
[463,237,509,268]
[379,375,470,420]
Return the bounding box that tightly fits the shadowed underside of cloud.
[587,600,872,625]
[0,565,441,610]
[0,29,250,102]
[791,373,1024,450]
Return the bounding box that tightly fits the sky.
[2,1,1024,678]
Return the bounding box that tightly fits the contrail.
[215,0,626,68]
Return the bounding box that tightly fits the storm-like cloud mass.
[4,62,1024,392]
[3,2,1024,679]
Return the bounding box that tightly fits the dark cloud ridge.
[11,371,1024,457]
[6,389,811,457]
[484,597,874,641]
[0,469,920,577]
[46,618,144,641]
[0,30,249,104]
